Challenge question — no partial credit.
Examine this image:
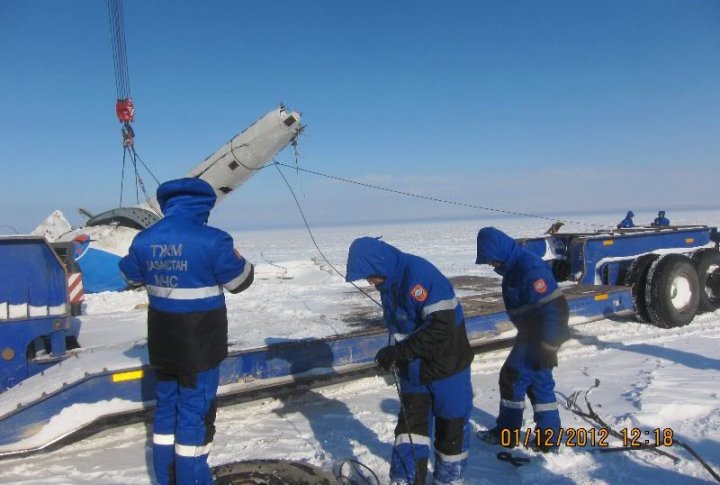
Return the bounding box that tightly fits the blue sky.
[1,0,719,232]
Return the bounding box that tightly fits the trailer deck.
[0,278,633,457]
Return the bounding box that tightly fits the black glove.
[529,342,559,371]
[375,345,404,371]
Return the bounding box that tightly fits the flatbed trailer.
[2,223,718,458]
[0,282,632,457]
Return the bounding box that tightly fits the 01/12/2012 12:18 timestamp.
[500,428,675,448]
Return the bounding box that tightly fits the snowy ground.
[1,210,719,484]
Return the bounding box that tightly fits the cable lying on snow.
[336,458,380,485]
[561,379,720,483]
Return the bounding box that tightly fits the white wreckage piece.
[88,105,302,229]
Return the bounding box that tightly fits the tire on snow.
[213,459,338,485]
[623,254,659,323]
[691,249,720,313]
[644,254,700,328]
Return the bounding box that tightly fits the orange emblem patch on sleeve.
[533,279,548,294]
[410,284,428,302]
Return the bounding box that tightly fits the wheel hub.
[670,275,692,310]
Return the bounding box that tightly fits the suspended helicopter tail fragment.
[140,105,302,214]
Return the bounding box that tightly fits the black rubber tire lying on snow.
[644,254,700,328]
[624,254,659,323]
[691,249,720,313]
[213,459,338,485]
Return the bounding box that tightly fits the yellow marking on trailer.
[594,294,609,301]
[685,238,694,244]
[602,240,614,246]
[112,370,144,383]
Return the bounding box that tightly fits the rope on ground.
[259,249,289,274]
[562,379,719,483]
[336,458,380,485]
[673,440,720,483]
[562,379,679,461]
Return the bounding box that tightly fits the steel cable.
[273,161,610,231]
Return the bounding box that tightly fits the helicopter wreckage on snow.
[33,106,302,293]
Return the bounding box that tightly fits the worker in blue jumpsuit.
[475,227,569,451]
[651,211,670,227]
[346,237,474,485]
[617,210,635,229]
[119,178,254,484]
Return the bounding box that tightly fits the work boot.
[478,428,515,448]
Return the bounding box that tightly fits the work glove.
[375,345,405,372]
[529,341,559,371]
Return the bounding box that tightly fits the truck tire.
[213,459,337,484]
[624,254,659,323]
[691,249,720,312]
[644,254,699,328]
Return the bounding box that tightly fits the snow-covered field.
[1,210,719,484]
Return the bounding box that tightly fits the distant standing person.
[651,210,670,227]
[617,210,635,229]
[119,178,254,485]
[475,227,569,451]
[346,237,474,485]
